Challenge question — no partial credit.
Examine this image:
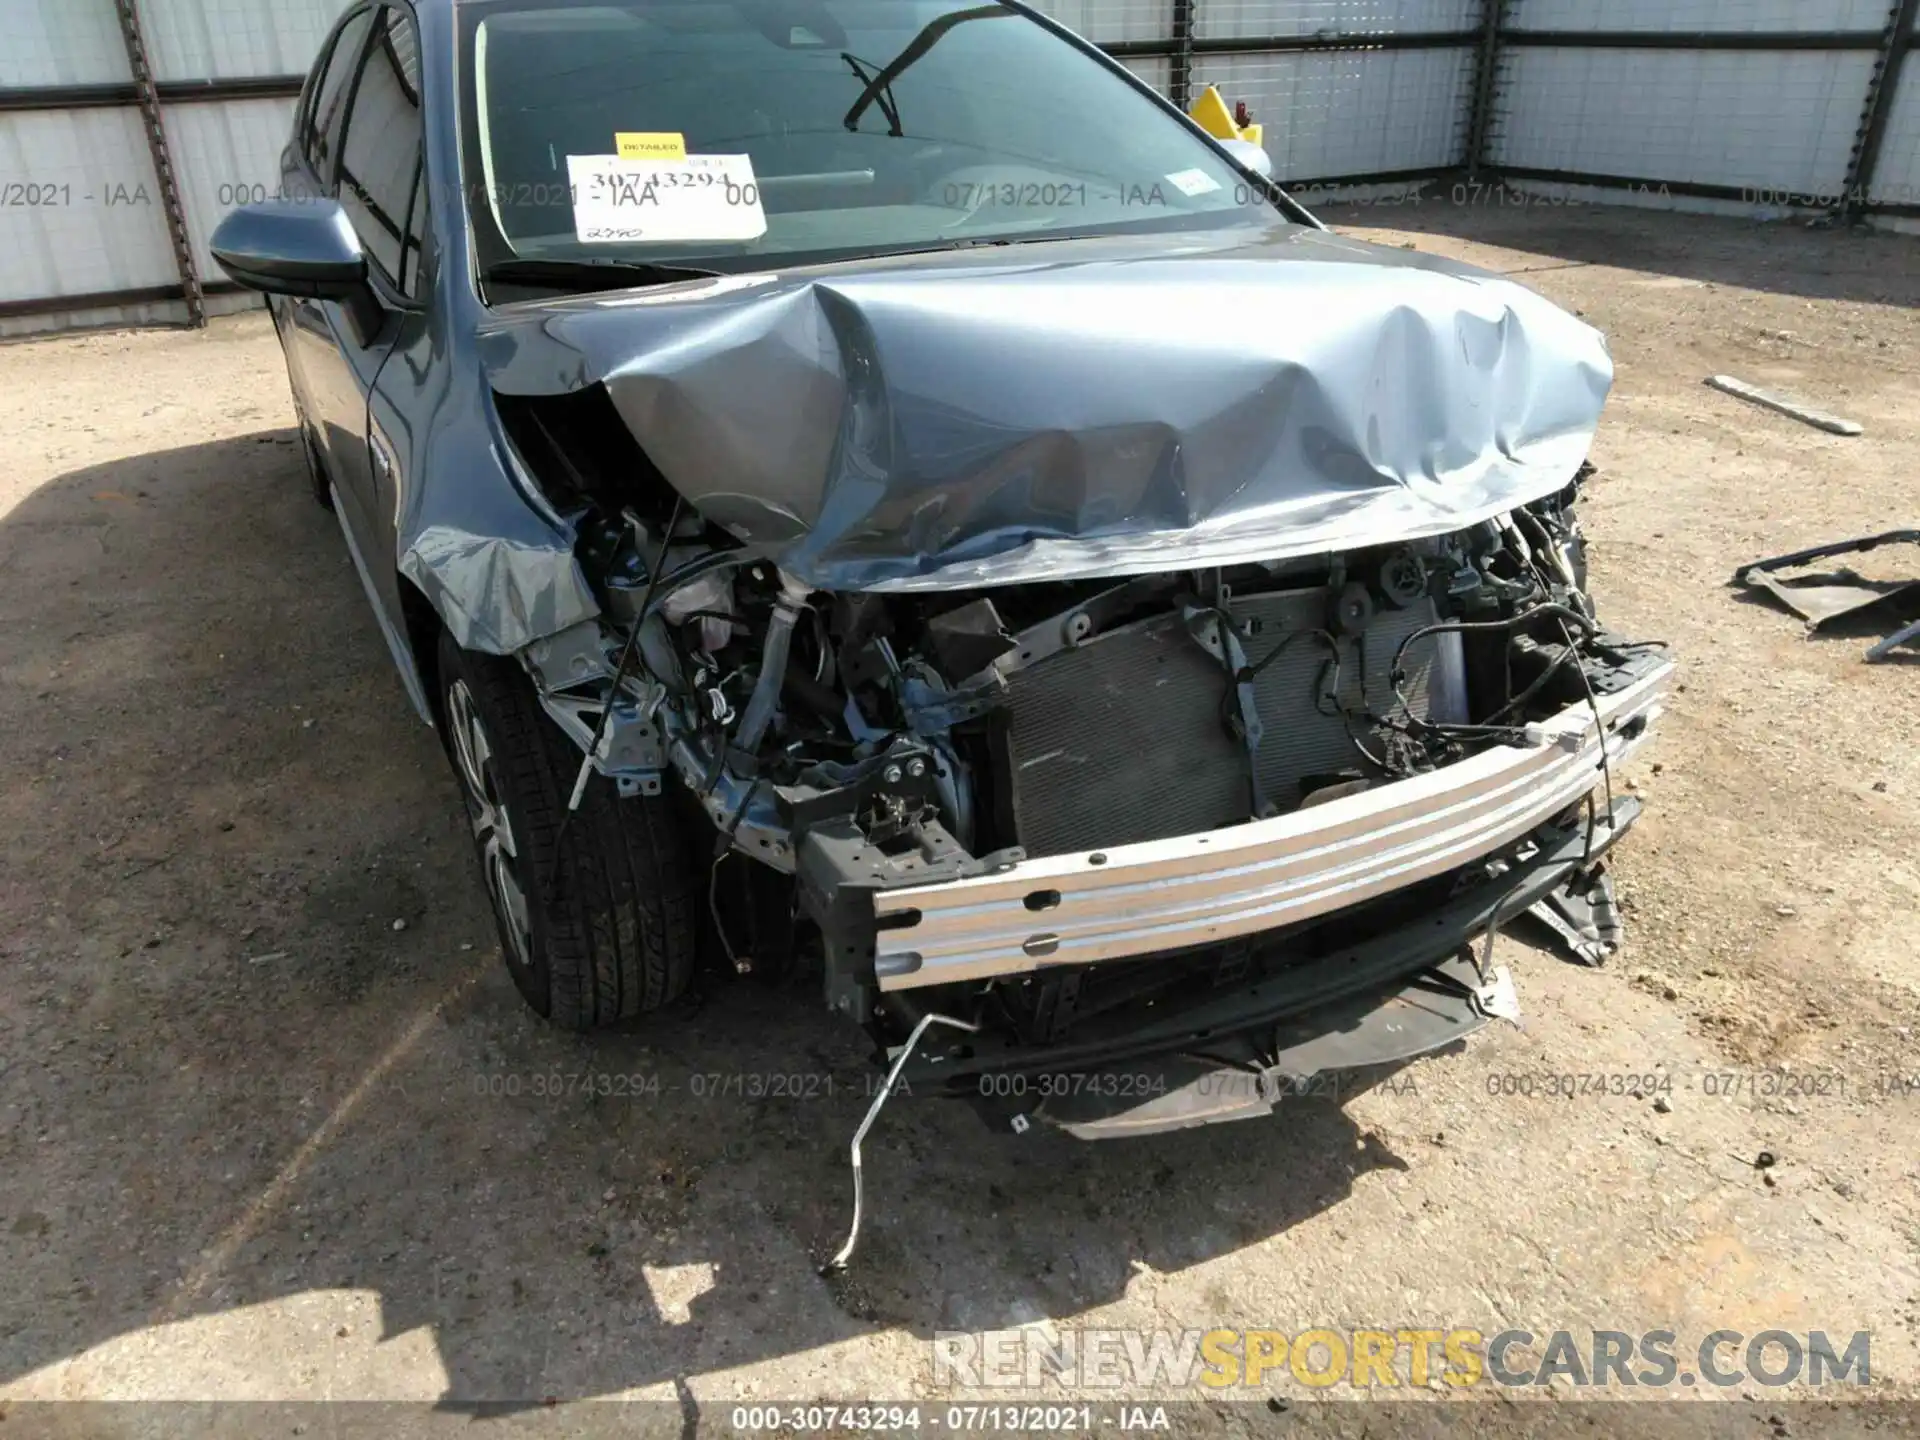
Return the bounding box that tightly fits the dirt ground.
[1,203,1918,1431]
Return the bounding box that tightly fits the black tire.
[437,630,699,1028]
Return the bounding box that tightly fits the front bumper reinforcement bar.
[873,661,1672,990]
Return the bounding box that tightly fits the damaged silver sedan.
[212,0,1671,1151]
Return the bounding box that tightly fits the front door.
[279,3,434,716]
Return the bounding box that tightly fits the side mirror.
[1219,137,1273,180]
[211,198,368,300]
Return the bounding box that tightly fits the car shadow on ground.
[0,431,1407,1408]
[1315,195,1920,310]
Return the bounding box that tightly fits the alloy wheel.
[446,679,533,975]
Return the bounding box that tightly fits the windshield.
[457,0,1263,283]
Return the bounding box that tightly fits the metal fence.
[1,0,341,335]
[1482,0,1920,221]
[1,0,1916,337]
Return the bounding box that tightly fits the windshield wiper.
[841,53,901,137]
[482,258,724,293]
[843,4,1010,134]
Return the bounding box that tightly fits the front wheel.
[437,631,699,1028]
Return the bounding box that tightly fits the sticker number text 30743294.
[566,153,767,244]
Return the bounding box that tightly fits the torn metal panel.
[401,527,600,654]
[1527,864,1622,968]
[520,620,669,795]
[477,219,1613,593]
[393,380,602,655]
[1027,953,1506,1141]
[1731,529,1920,661]
[1743,569,1920,629]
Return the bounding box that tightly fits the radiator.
[1004,591,1444,859]
[1004,611,1250,860]
[1235,590,1441,813]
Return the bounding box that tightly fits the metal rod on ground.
[822,1012,981,1274]
[1867,617,1920,662]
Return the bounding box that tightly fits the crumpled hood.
[478,220,1612,591]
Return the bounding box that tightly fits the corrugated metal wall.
[2,0,1916,337]
[1038,0,1171,45]
[0,0,313,335]
[140,0,342,78]
[1193,48,1473,182]
[1187,0,1478,186]
[2,3,130,86]
[167,96,303,278]
[1865,1,1920,229]
[1875,54,1920,197]
[1494,51,1873,197]
[1489,0,1891,209]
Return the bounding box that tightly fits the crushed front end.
[517,461,1671,1137]
[466,223,1666,1139]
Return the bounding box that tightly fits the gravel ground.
[0,204,1917,1429]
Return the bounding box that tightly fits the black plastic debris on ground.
[1731,529,1920,662]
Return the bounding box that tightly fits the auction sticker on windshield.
[615,131,687,161]
[566,153,767,244]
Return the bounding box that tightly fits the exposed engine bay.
[514,432,1671,1098]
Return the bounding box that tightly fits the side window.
[338,7,427,296]
[294,31,332,157]
[306,8,375,179]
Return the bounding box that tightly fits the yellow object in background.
[1187,85,1263,148]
